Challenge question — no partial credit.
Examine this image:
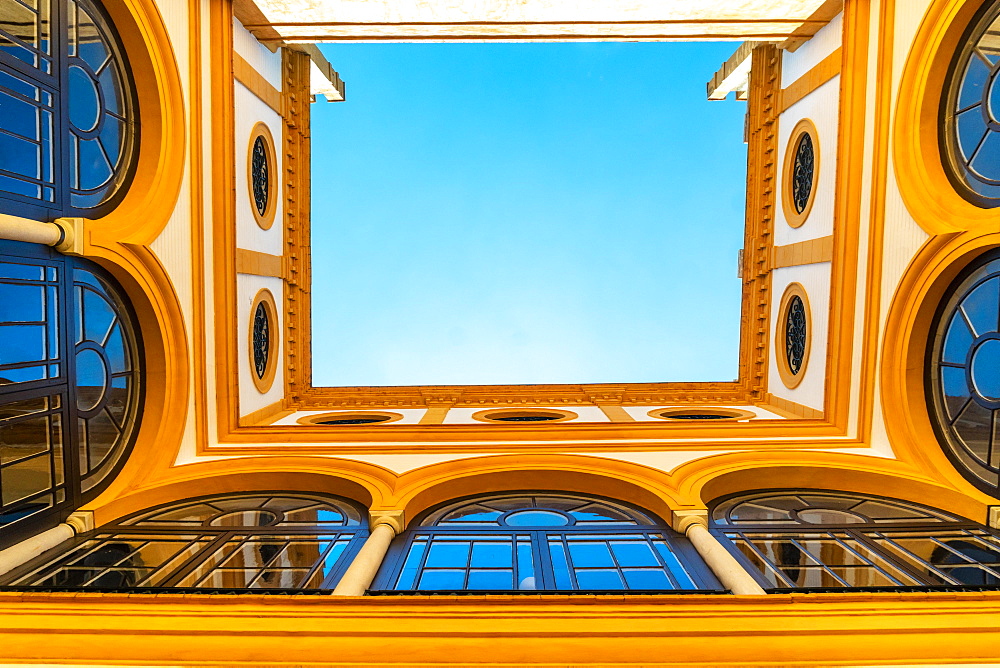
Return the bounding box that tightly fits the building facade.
[0,0,999,664]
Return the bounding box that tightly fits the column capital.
[671,509,709,534]
[369,510,405,534]
[53,217,84,255]
[66,510,95,534]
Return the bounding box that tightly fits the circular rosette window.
[249,289,278,393]
[782,119,819,227]
[297,411,404,426]
[248,122,277,230]
[941,1,1000,208]
[472,408,578,423]
[649,408,756,421]
[927,249,1000,493]
[775,283,811,389]
[72,267,141,491]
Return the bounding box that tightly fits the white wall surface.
[781,12,843,87]
[238,274,285,415]
[234,83,284,256]
[768,262,831,411]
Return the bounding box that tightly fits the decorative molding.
[781,118,820,228]
[283,48,314,404]
[738,44,782,402]
[775,282,811,389]
[233,52,282,114]
[762,392,823,419]
[778,47,842,113]
[236,248,285,278]
[249,288,279,394]
[238,399,291,426]
[772,235,834,268]
[778,0,844,51]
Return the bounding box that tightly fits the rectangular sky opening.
[311,42,748,387]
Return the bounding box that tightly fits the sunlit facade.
[0,0,999,664]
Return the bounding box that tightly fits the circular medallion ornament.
[247,123,277,229]
[252,301,269,380]
[791,134,815,214]
[248,289,278,393]
[776,283,811,389]
[251,136,269,218]
[782,119,820,227]
[942,1,1000,207]
[927,249,1000,493]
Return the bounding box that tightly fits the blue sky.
[311,42,747,387]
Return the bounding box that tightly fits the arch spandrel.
[391,454,686,531]
[78,461,396,528]
[675,452,994,526]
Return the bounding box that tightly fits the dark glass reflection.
[713,491,1000,590]
[3,493,367,590]
[0,0,137,217]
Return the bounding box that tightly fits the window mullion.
[156,532,233,588]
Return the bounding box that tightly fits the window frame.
[710,489,1000,592]
[926,247,1000,496]
[0,239,144,548]
[372,492,722,594]
[0,0,141,221]
[0,491,371,591]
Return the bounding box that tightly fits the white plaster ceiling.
[245,0,840,42]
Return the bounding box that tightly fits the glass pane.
[964,278,1000,338]
[503,510,568,526]
[425,540,470,568]
[466,569,513,590]
[417,569,465,590]
[574,569,624,590]
[469,541,512,568]
[610,540,660,567]
[1,452,50,505]
[395,538,426,590]
[547,537,573,589]
[622,569,672,589]
[566,540,615,568]
[0,413,50,464]
[0,283,44,322]
[516,536,535,590]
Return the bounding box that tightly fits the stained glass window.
[376,494,719,592]
[712,491,1000,589]
[942,0,1000,207]
[927,249,1000,494]
[0,0,137,220]
[0,240,140,546]
[0,493,368,590]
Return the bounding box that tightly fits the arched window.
[711,490,1000,590]
[0,240,141,547]
[374,493,720,592]
[927,248,1000,495]
[0,0,139,220]
[0,492,369,590]
[941,0,1000,207]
